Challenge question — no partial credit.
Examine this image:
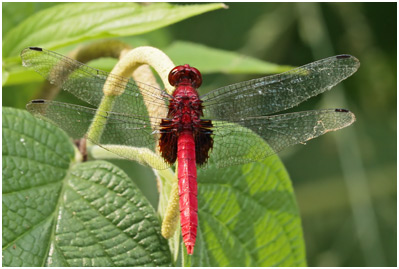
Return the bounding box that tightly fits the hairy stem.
[87,46,175,143]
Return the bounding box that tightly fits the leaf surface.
[3,2,226,59]
[165,41,294,74]
[183,128,307,266]
[2,107,171,266]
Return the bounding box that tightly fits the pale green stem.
[69,39,132,62]
[86,45,175,146]
[87,95,116,142]
[158,165,181,262]
[161,175,180,239]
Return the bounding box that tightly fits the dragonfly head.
[168,64,202,88]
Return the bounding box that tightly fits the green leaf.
[165,41,294,74]
[3,2,226,59]
[91,147,181,262]
[3,66,43,86]
[2,2,61,36]
[184,129,306,266]
[2,107,172,266]
[2,66,9,86]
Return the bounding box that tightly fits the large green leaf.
[183,129,306,266]
[2,107,171,266]
[3,2,226,59]
[2,2,60,36]
[165,41,294,74]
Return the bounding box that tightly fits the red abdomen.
[159,65,213,255]
[177,131,197,255]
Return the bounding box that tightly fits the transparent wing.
[20,47,170,121]
[201,55,359,120]
[209,109,355,168]
[27,100,169,169]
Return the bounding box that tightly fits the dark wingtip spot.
[31,99,45,103]
[29,47,43,51]
[336,54,351,59]
[335,108,349,112]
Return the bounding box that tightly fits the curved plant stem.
[158,166,181,261]
[70,39,132,62]
[86,46,175,143]
[86,95,116,143]
[161,175,180,239]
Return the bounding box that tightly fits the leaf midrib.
[41,160,74,266]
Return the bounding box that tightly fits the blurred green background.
[3,2,396,266]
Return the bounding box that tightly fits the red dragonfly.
[21,47,359,255]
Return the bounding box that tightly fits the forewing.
[209,109,355,168]
[20,47,170,120]
[26,100,169,169]
[201,55,359,120]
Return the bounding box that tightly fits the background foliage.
[2,2,396,267]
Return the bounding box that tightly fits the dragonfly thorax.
[159,78,213,166]
[170,85,203,129]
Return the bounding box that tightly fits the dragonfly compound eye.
[168,64,202,88]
